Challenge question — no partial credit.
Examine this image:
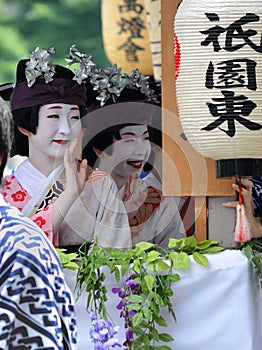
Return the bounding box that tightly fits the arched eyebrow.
[121,132,136,136]
[121,130,149,136]
[46,106,79,110]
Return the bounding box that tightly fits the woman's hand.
[122,173,147,220]
[64,137,87,195]
[223,178,253,210]
[52,136,88,234]
[223,178,262,238]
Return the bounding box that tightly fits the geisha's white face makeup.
[28,103,81,173]
[98,124,151,189]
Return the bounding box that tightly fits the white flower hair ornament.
[65,44,96,84]
[25,46,56,87]
[24,44,96,88]
[11,45,90,112]
[65,45,160,106]
[24,45,160,106]
[89,64,160,107]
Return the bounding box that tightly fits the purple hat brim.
[11,78,87,111]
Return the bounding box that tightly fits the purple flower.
[116,299,125,310]
[128,309,137,317]
[89,312,121,349]
[123,329,134,348]
[112,276,141,348]
[112,287,125,299]
[126,279,139,291]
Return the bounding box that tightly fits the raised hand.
[223,178,262,238]
[122,173,147,220]
[64,137,87,195]
[52,136,88,234]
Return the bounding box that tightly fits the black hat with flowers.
[0,45,95,156]
[11,46,90,111]
[0,45,97,110]
[72,45,162,167]
[79,53,161,137]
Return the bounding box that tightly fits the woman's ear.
[17,126,32,137]
[92,147,102,157]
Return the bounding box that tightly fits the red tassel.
[234,186,251,242]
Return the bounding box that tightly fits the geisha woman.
[0,46,131,250]
[82,66,186,247]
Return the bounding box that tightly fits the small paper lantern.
[174,0,262,177]
[102,0,153,75]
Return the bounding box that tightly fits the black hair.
[83,79,161,168]
[0,98,13,180]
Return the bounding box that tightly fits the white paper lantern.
[174,0,262,177]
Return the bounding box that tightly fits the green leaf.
[151,327,160,341]
[168,236,197,251]
[201,246,224,254]
[138,320,148,328]
[134,334,146,348]
[193,252,208,266]
[168,238,182,249]
[144,274,155,291]
[154,314,168,327]
[104,247,125,258]
[151,292,164,306]
[125,303,142,311]
[135,241,156,253]
[125,295,145,303]
[142,306,153,321]
[243,245,253,259]
[159,333,175,342]
[56,248,79,270]
[196,240,218,250]
[145,299,159,314]
[145,250,161,262]
[170,251,190,269]
[62,260,79,270]
[182,235,198,248]
[114,267,120,282]
[133,311,144,326]
[120,263,129,276]
[147,259,170,271]
[132,327,145,335]
[135,333,151,348]
[133,258,141,274]
[167,273,180,283]
[165,287,174,297]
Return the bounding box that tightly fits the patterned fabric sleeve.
[1,175,54,243]
[0,203,77,350]
[251,177,262,216]
[30,205,53,242]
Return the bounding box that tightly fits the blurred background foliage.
[0,0,110,82]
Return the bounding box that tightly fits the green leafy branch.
[75,237,224,349]
[242,238,262,287]
[56,248,79,270]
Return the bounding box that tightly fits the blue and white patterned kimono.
[0,195,77,350]
[251,177,262,216]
